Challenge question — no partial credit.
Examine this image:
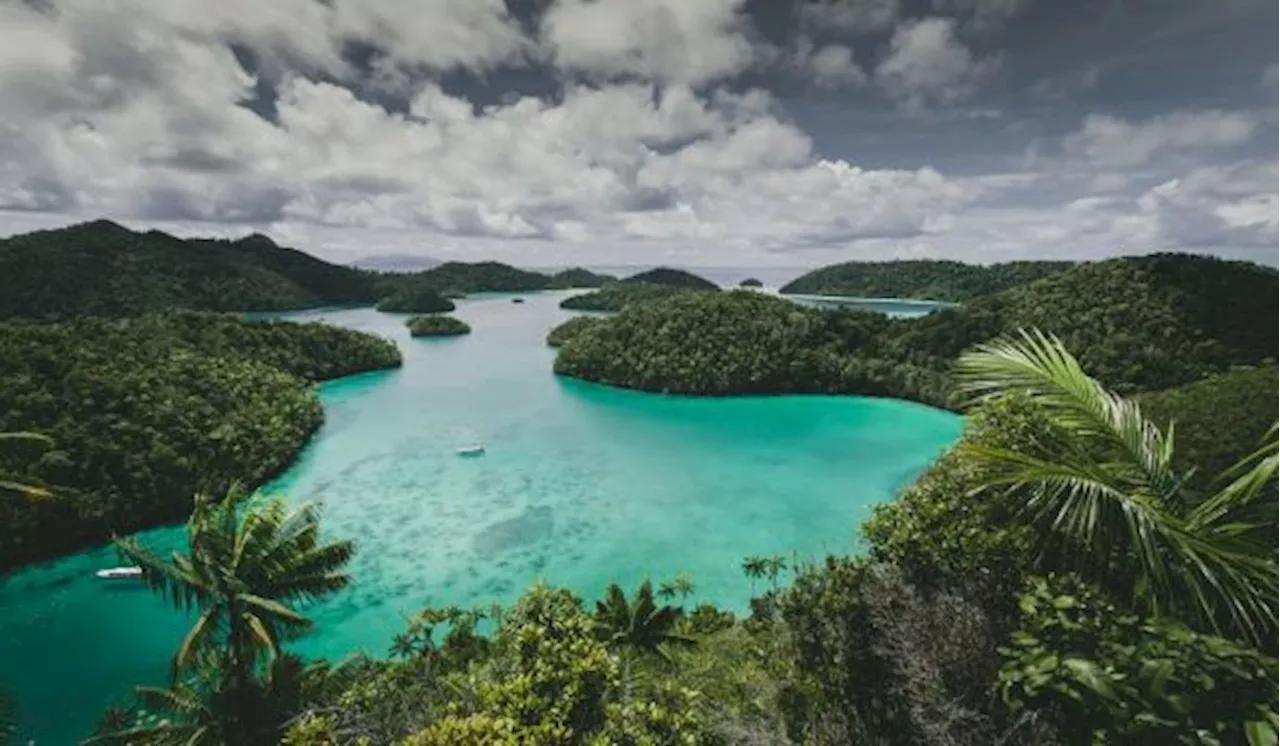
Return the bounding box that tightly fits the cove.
[0,291,962,744]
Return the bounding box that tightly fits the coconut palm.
[114,484,354,690]
[594,580,695,666]
[955,329,1278,645]
[0,431,54,499]
[741,555,768,593]
[657,572,696,602]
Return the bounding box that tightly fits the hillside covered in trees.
[558,254,1278,407]
[0,221,615,320]
[559,281,712,311]
[77,336,1277,746]
[0,313,401,568]
[0,221,380,320]
[781,258,1074,301]
[622,267,720,290]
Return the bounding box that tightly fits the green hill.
[780,259,1074,301]
[407,315,471,337]
[548,268,617,289]
[559,282,707,312]
[376,287,456,314]
[882,253,1278,395]
[0,312,401,568]
[0,220,378,319]
[555,254,1278,407]
[411,261,552,293]
[622,267,719,290]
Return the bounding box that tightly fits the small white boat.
[456,445,486,458]
[96,566,143,580]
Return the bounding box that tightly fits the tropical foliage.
[622,267,719,290]
[558,282,706,312]
[406,315,471,337]
[411,261,552,293]
[556,254,1278,407]
[376,288,455,314]
[0,220,378,320]
[546,316,606,347]
[549,268,617,289]
[780,259,1074,301]
[88,486,354,746]
[554,290,950,401]
[0,313,400,568]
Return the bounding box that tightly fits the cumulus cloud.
[539,0,755,86]
[874,17,1000,110]
[1060,109,1263,167]
[0,0,976,252]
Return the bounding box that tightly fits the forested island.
[0,313,401,568]
[0,221,618,321]
[406,315,471,337]
[559,267,721,311]
[558,253,1277,406]
[1,218,1276,746]
[56,332,1277,746]
[375,288,456,314]
[781,258,1075,301]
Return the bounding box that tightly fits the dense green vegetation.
[623,267,719,290]
[546,316,606,347]
[0,313,400,568]
[555,290,951,399]
[82,337,1277,746]
[1137,364,1278,488]
[559,282,710,311]
[406,315,471,337]
[780,259,1074,301]
[739,277,763,288]
[548,268,617,288]
[557,254,1279,407]
[375,288,455,314]
[0,221,379,319]
[412,261,552,293]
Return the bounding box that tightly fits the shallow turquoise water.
[0,291,962,744]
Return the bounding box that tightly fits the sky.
[0,0,1275,268]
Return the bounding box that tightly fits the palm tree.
[955,329,1278,645]
[0,431,54,499]
[593,580,695,666]
[741,555,768,594]
[114,484,354,692]
[763,555,788,591]
[657,572,696,603]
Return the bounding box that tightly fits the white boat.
[456,445,486,457]
[96,566,143,580]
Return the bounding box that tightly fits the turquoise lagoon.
[0,291,962,743]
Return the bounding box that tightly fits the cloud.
[874,17,1000,110]
[805,44,867,89]
[539,0,755,86]
[798,0,900,35]
[1060,109,1263,167]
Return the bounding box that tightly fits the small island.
[622,267,719,290]
[548,267,617,289]
[407,314,471,337]
[739,277,763,288]
[376,287,456,313]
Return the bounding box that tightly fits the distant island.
[560,267,720,311]
[376,287,456,314]
[407,315,471,337]
[780,259,1075,302]
[556,253,1279,406]
[739,277,763,288]
[0,220,626,320]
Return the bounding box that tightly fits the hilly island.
[0,218,1276,746]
